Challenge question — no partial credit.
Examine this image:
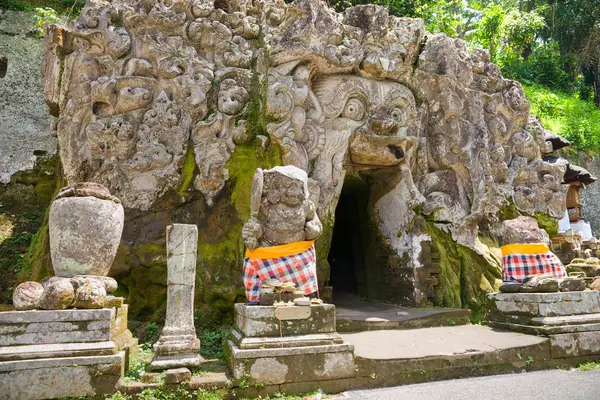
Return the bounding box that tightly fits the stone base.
[0,305,135,399]
[150,353,204,370]
[486,291,600,359]
[228,304,354,388]
[0,352,125,400]
[227,340,355,386]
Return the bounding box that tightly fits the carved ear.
[250,168,263,217]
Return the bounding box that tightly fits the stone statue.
[242,166,322,303]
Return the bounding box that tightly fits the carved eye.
[390,107,406,123]
[342,98,366,121]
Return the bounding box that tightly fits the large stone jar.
[49,182,124,277]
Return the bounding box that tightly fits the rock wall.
[0,10,60,304]
[30,0,571,324]
[0,11,56,183]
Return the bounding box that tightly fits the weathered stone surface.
[74,280,107,309]
[559,277,586,292]
[49,183,124,277]
[72,276,118,294]
[499,282,522,293]
[228,341,354,384]
[105,296,125,308]
[12,282,44,311]
[37,277,75,310]
[520,275,559,293]
[487,291,600,316]
[38,0,574,314]
[235,304,336,337]
[0,308,114,324]
[165,367,192,384]
[550,332,600,358]
[501,216,549,246]
[0,352,124,400]
[151,224,202,370]
[0,341,117,362]
[188,372,229,390]
[0,11,56,184]
[232,329,344,350]
[591,277,600,291]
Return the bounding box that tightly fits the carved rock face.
[313,75,418,167]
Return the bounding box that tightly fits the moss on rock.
[425,222,502,323]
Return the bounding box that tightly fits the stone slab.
[234,304,336,337]
[188,372,229,390]
[335,293,471,332]
[0,341,117,361]
[488,321,600,335]
[232,329,344,349]
[150,353,203,370]
[488,291,600,317]
[0,352,124,400]
[0,328,110,346]
[0,308,115,323]
[228,341,354,385]
[550,331,600,358]
[165,367,191,384]
[340,325,548,360]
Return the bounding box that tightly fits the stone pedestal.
[486,291,600,359]
[151,224,202,370]
[226,304,354,387]
[0,306,136,400]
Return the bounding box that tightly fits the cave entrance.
[328,176,370,301]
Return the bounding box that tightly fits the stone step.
[334,295,471,332]
[0,341,117,361]
[232,329,344,349]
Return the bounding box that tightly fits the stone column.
[150,224,203,370]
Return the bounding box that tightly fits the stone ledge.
[488,321,600,335]
[228,340,354,359]
[487,291,600,303]
[550,331,600,358]
[0,341,117,361]
[233,330,344,349]
[0,352,124,372]
[0,308,115,323]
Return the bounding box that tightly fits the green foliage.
[123,342,154,381]
[32,7,61,35]
[523,83,600,152]
[577,360,600,371]
[200,329,229,359]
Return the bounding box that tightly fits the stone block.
[0,341,117,361]
[550,331,600,358]
[234,304,336,337]
[227,340,354,385]
[0,352,125,400]
[188,372,229,390]
[487,291,600,316]
[0,308,114,323]
[141,371,161,384]
[165,367,192,384]
[231,329,344,349]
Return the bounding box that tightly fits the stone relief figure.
[242,166,322,303]
[43,0,581,309]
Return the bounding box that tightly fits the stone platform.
[226,304,354,389]
[0,306,136,400]
[486,291,600,359]
[334,294,471,332]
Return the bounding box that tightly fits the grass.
[576,360,600,371]
[523,83,600,154]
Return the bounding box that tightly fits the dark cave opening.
[328,178,370,299]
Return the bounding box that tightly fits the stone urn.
[49,182,124,277]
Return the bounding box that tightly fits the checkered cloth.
[243,245,318,302]
[502,251,566,282]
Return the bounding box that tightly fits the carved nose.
[368,118,399,136]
